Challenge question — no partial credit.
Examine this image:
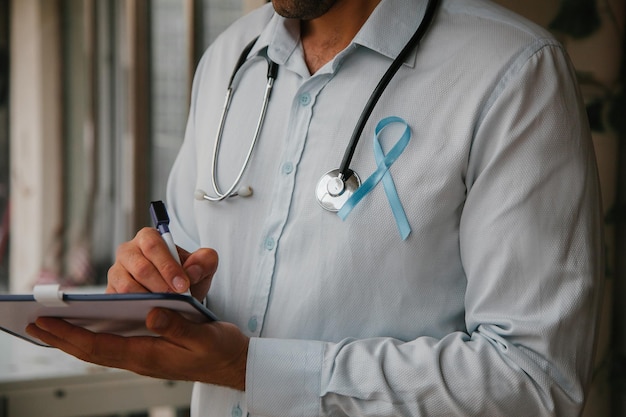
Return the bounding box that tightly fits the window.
[6,0,262,292]
[150,0,252,201]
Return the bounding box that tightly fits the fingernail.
[172,276,189,293]
[185,265,203,282]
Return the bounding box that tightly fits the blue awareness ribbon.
[337,116,412,240]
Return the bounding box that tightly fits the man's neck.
[300,0,381,74]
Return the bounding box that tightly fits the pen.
[150,201,189,294]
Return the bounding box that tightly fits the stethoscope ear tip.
[194,187,252,201]
[237,186,253,198]
[195,189,208,201]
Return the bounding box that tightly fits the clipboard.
[0,285,219,347]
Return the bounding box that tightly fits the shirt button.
[282,162,293,174]
[264,237,275,251]
[231,405,243,417]
[248,316,258,333]
[299,92,311,106]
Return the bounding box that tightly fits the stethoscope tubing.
[208,40,278,201]
[338,0,439,180]
[203,0,439,202]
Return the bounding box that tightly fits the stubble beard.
[271,0,338,20]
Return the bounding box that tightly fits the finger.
[27,315,248,389]
[121,228,190,293]
[182,248,218,299]
[106,263,151,294]
[26,318,179,378]
[182,248,218,285]
[146,309,247,365]
[146,308,206,349]
[110,234,173,293]
[137,228,191,292]
[26,318,130,366]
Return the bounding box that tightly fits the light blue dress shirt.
[166,0,604,415]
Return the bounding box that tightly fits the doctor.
[28,0,604,416]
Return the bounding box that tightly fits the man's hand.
[25,308,249,391]
[107,227,218,301]
[24,227,244,388]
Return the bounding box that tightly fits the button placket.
[247,77,330,338]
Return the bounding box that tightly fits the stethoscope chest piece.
[315,169,361,212]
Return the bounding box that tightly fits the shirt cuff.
[246,337,325,417]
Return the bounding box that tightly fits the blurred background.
[0,0,623,416]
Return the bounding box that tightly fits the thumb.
[146,308,197,341]
[182,248,219,300]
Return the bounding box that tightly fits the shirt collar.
[251,0,431,68]
[354,0,430,65]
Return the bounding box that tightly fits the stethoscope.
[195,0,439,212]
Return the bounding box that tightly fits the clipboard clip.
[33,284,68,307]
